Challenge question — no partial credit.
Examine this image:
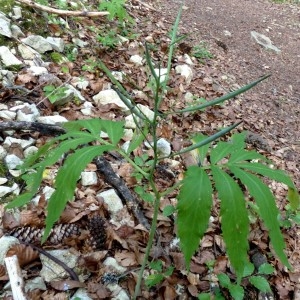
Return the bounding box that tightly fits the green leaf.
[218,273,231,288]
[6,168,44,208]
[288,187,300,211]
[177,166,213,269]
[210,141,233,164]
[249,276,271,292]
[230,166,290,269]
[198,293,211,300]
[258,263,275,275]
[177,75,270,113]
[164,266,174,276]
[228,284,244,300]
[163,205,175,217]
[242,262,255,277]
[211,167,249,281]
[228,149,267,164]
[145,273,164,288]
[237,162,296,189]
[43,145,113,242]
[149,260,162,272]
[191,134,211,165]
[100,119,124,145]
[176,122,242,157]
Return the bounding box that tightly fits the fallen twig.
[4,255,27,300]
[16,0,109,17]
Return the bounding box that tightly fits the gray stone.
[72,77,89,90]
[24,146,38,158]
[16,103,40,122]
[130,55,143,66]
[18,44,38,59]
[154,68,168,83]
[0,110,16,120]
[71,289,92,300]
[11,25,25,38]
[157,138,171,157]
[65,84,85,102]
[46,37,65,52]
[4,154,23,169]
[12,6,22,20]
[42,186,55,200]
[3,137,35,149]
[21,35,53,53]
[81,172,98,186]
[80,101,93,116]
[0,178,8,185]
[28,66,48,76]
[0,146,7,159]
[136,104,155,121]
[251,31,281,53]
[37,115,68,125]
[175,64,193,84]
[40,249,78,282]
[25,277,47,292]
[0,15,12,38]
[93,89,129,111]
[0,186,13,197]
[0,46,23,66]
[0,70,15,86]
[97,189,123,215]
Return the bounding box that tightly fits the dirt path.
[157,0,300,188]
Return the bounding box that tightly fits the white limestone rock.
[81,172,98,186]
[154,68,168,83]
[15,103,40,122]
[4,154,23,169]
[24,146,38,158]
[157,138,171,157]
[111,71,124,82]
[25,277,47,293]
[37,115,68,125]
[97,189,123,215]
[40,249,78,282]
[71,289,93,300]
[28,66,48,76]
[124,115,136,129]
[0,110,16,120]
[136,104,155,121]
[0,14,12,38]
[80,101,93,116]
[21,35,53,53]
[0,186,13,197]
[183,54,194,65]
[130,54,143,66]
[93,89,129,111]
[251,31,281,53]
[0,178,8,185]
[42,186,55,200]
[3,137,35,149]
[72,77,89,90]
[46,37,65,52]
[11,24,25,38]
[0,146,7,159]
[0,46,23,66]
[175,64,193,84]
[65,84,85,102]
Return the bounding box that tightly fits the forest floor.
[0,0,300,299]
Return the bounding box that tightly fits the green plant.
[98,0,133,23]
[145,260,174,288]
[192,43,213,63]
[43,85,69,104]
[7,6,299,299]
[217,262,274,299]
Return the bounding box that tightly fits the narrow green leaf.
[32,136,95,169]
[145,42,159,82]
[211,166,249,281]
[43,145,113,242]
[198,293,210,300]
[228,149,267,164]
[288,187,300,210]
[249,276,271,292]
[177,75,270,113]
[231,132,247,149]
[100,119,124,145]
[175,122,242,157]
[177,166,213,269]
[258,263,275,275]
[237,162,296,189]
[6,168,44,208]
[210,141,233,164]
[228,284,244,300]
[191,134,211,165]
[230,166,290,269]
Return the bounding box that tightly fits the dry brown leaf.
[50,279,85,291]
[6,244,39,267]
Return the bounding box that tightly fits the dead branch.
[0,121,66,135]
[16,0,109,17]
[95,156,151,230]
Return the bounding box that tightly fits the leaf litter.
[0,0,299,299]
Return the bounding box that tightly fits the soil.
[157,0,300,188]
